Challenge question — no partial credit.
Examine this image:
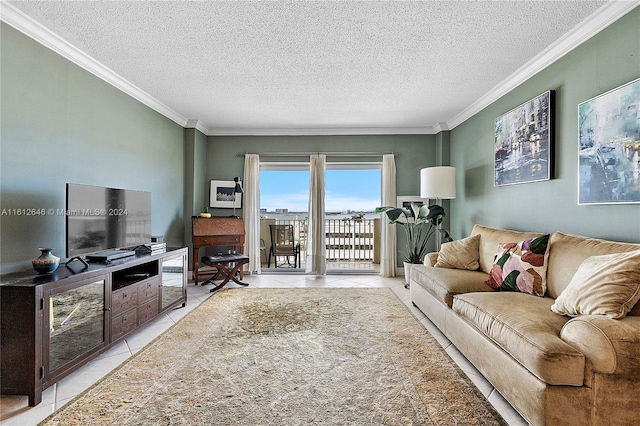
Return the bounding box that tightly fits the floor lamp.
[420,166,456,250]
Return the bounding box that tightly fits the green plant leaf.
[426,205,445,221]
[375,202,451,263]
[385,208,406,222]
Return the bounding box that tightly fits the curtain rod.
[237,152,395,157]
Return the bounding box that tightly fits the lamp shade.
[233,176,243,194]
[420,166,456,199]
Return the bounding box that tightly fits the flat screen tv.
[66,184,151,259]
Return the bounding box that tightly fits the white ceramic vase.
[403,261,414,287]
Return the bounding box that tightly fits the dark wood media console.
[0,247,188,406]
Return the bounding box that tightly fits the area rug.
[41,288,506,425]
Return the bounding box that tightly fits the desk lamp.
[231,177,243,218]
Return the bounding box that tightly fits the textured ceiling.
[5,1,616,134]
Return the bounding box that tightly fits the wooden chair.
[268,224,301,268]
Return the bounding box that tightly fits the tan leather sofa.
[410,224,640,426]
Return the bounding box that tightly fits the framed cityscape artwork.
[494,90,554,186]
[578,77,640,205]
[210,180,242,209]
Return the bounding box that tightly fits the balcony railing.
[260,217,380,270]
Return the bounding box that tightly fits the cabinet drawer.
[138,279,159,302]
[111,286,138,316]
[111,309,137,341]
[192,217,244,236]
[194,236,243,246]
[138,298,159,325]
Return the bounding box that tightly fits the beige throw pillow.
[434,234,480,270]
[551,250,640,319]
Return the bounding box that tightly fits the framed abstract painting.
[578,77,640,205]
[494,90,554,186]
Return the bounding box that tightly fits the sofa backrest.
[546,232,640,300]
[470,224,546,274]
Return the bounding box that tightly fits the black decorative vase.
[32,248,60,274]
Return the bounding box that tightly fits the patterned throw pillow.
[486,234,550,296]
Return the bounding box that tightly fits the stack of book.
[146,242,166,254]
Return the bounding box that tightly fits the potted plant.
[375,203,451,284]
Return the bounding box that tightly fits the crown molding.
[3,0,636,136]
[0,2,428,137]
[446,0,640,130]
[0,1,189,128]
[433,122,449,133]
[206,126,435,136]
[185,119,211,135]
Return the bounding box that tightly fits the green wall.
[183,127,208,266]
[184,128,208,217]
[206,135,439,262]
[450,8,640,243]
[206,134,437,212]
[1,24,186,273]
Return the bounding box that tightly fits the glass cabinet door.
[161,254,186,310]
[45,277,107,375]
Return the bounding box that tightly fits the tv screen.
[66,184,151,258]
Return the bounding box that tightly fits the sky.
[260,169,381,213]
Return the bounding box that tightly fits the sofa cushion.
[453,292,585,386]
[486,234,550,296]
[470,224,546,274]
[410,265,493,307]
[546,232,640,300]
[551,250,640,319]
[434,234,480,270]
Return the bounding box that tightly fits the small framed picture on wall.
[210,180,242,209]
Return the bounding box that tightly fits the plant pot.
[199,212,211,218]
[403,261,415,287]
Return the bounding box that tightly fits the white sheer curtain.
[305,154,326,275]
[380,154,397,277]
[243,154,261,274]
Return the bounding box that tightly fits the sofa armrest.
[423,252,438,267]
[560,315,640,375]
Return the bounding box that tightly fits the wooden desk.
[192,217,245,284]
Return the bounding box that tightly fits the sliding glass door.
[259,162,381,273]
[324,166,381,273]
[260,165,309,271]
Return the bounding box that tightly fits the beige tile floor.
[1,274,527,425]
